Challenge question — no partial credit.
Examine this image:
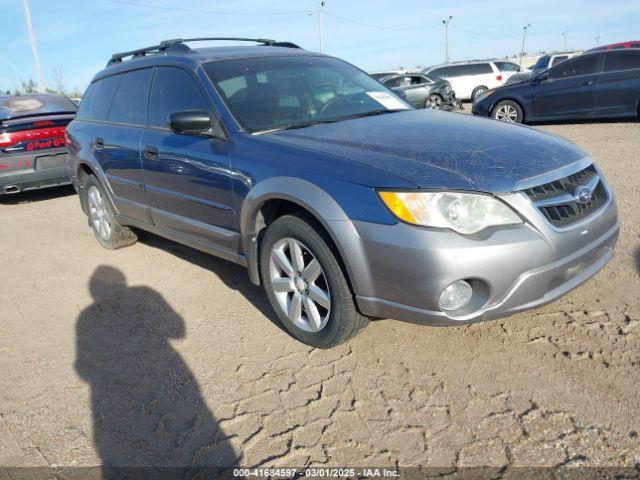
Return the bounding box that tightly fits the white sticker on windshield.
[366,91,410,110]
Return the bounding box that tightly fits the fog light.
[439,280,473,311]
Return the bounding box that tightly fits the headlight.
[379,191,522,234]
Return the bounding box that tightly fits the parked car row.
[472,48,640,124]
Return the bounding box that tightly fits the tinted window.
[108,69,152,125]
[495,62,520,72]
[428,67,445,77]
[550,55,569,67]
[549,55,599,79]
[382,77,402,88]
[442,65,468,77]
[604,51,640,71]
[149,67,209,128]
[76,76,120,121]
[466,63,493,75]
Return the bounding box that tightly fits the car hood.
[268,109,587,192]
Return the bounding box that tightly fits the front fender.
[240,177,372,293]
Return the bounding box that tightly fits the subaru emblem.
[575,186,593,204]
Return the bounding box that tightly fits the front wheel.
[260,214,368,348]
[425,94,443,110]
[491,100,524,123]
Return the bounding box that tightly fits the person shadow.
[75,266,238,479]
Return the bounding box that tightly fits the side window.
[604,51,640,71]
[444,65,468,77]
[76,76,120,121]
[382,77,402,88]
[108,69,153,125]
[466,64,493,75]
[149,67,210,128]
[428,67,445,78]
[549,55,599,79]
[495,62,520,72]
[550,55,569,67]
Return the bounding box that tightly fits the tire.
[425,94,443,110]
[491,100,524,124]
[82,174,137,249]
[259,214,368,348]
[472,86,488,101]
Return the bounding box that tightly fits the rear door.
[531,54,601,119]
[593,50,640,117]
[140,66,237,251]
[439,65,469,99]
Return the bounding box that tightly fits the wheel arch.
[240,178,363,290]
[75,161,118,216]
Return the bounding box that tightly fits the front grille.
[523,164,609,227]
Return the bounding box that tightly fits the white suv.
[424,61,520,101]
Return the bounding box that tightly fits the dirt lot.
[1,117,639,474]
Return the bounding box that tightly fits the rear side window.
[76,76,120,121]
[466,63,493,75]
[108,69,152,125]
[495,62,520,72]
[549,55,599,79]
[551,55,569,67]
[149,67,209,128]
[604,51,640,71]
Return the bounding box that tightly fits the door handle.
[94,137,104,148]
[143,145,159,159]
[582,80,594,86]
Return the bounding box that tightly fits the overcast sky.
[1,0,639,93]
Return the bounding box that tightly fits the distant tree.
[20,78,38,93]
[51,65,67,94]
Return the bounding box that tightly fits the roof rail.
[108,37,300,66]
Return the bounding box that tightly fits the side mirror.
[168,110,212,136]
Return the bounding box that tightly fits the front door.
[531,54,601,119]
[141,66,237,252]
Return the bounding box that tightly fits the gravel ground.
[0,116,639,475]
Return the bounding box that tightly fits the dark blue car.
[472,49,640,123]
[67,38,619,348]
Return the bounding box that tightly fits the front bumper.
[338,191,619,326]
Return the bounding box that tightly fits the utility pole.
[21,0,46,93]
[442,16,452,63]
[519,24,531,68]
[561,30,569,51]
[318,1,325,53]
[595,34,602,47]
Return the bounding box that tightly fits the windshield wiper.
[256,109,406,134]
[338,108,407,121]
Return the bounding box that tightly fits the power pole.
[595,34,602,46]
[318,1,325,53]
[520,24,531,68]
[442,16,452,63]
[561,30,569,51]
[21,0,46,93]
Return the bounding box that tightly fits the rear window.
[550,55,569,67]
[604,51,640,71]
[495,62,520,72]
[0,94,76,121]
[466,63,493,75]
[76,76,120,121]
[108,69,153,125]
[533,55,550,70]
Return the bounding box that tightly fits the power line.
[312,11,433,31]
[104,0,312,16]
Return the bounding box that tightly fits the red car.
[588,40,640,52]
[0,94,76,195]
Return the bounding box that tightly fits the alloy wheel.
[268,238,331,333]
[87,186,112,241]
[494,105,518,123]
[426,94,442,110]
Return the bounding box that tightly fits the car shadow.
[75,266,238,477]
[0,184,76,205]
[137,231,287,334]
